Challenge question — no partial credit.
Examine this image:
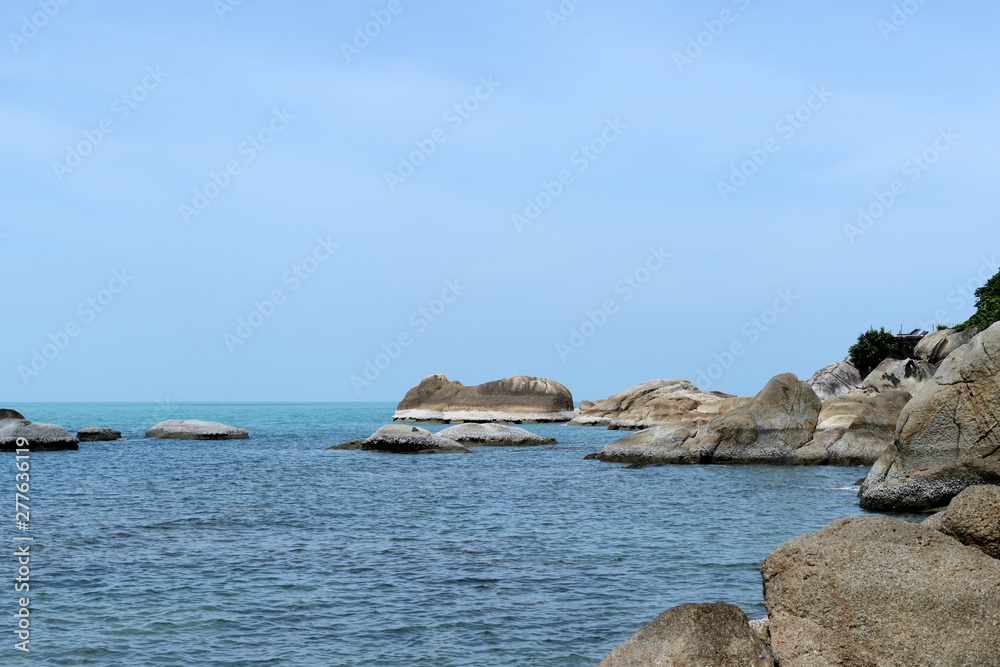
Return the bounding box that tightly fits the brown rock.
[922,484,1000,558]
[914,327,977,365]
[569,379,740,429]
[0,409,25,420]
[393,374,574,423]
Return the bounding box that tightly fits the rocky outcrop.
[923,484,1000,559]
[353,425,469,454]
[393,374,574,423]
[597,602,774,667]
[762,516,1000,667]
[595,374,821,465]
[861,322,1000,510]
[0,409,25,420]
[569,379,741,430]
[860,460,1000,512]
[77,426,122,442]
[144,420,249,440]
[0,418,79,451]
[861,357,936,395]
[436,423,555,446]
[914,327,977,365]
[806,356,864,400]
[787,390,911,466]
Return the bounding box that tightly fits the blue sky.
[2,0,997,403]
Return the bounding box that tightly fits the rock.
[861,322,1000,509]
[569,379,741,429]
[914,327,977,365]
[435,423,555,446]
[596,422,703,464]
[860,460,1000,512]
[806,356,864,400]
[923,485,1000,559]
[762,516,1000,667]
[0,418,79,451]
[327,439,366,450]
[393,374,574,423]
[359,425,470,454]
[144,420,249,440]
[861,357,936,395]
[0,409,25,420]
[77,426,122,442]
[596,602,774,667]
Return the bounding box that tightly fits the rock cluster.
[393,374,575,423]
[331,425,470,454]
[570,379,741,430]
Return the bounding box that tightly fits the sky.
[1,0,998,403]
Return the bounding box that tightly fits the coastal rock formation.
[762,516,1000,667]
[77,426,122,442]
[861,322,1000,510]
[788,390,911,466]
[436,423,555,446]
[914,327,976,365]
[923,485,1000,559]
[145,420,249,440]
[806,356,864,400]
[356,425,470,454]
[569,379,742,430]
[0,409,26,420]
[595,374,820,465]
[861,357,936,395]
[393,374,574,423]
[596,602,774,667]
[0,418,79,451]
[860,460,1000,512]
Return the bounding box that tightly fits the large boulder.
[914,327,977,365]
[596,602,774,667]
[358,425,470,454]
[0,418,79,451]
[393,374,574,423]
[806,356,864,400]
[861,322,1000,509]
[595,421,704,464]
[0,409,25,420]
[861,357,937,395]
[145,420,249,440]
[762,516,1000,667]
[77,426,122,442]
[923,484,1000,559]
[569,379,740,430]
[435,423,555,446]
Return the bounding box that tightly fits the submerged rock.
[0,418,79,451]
[923,484,1000,559]
[359,425,469,454]
[77,426,122,442]
[435,423,555,446]
[393,374,574,423]
[145,420,249,440]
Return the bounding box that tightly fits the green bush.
[956,268,1000,333]
[849,327,900,377]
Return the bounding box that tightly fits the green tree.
[956,268,1000,333]
[849,327,900,377]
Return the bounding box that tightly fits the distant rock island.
[393,374,574,423]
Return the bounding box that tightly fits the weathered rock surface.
[569,379,741,430]
[597,602,774,667]
[145,420,249,440]
[0,418,79,451]
[861,322,1000,509]
[393,374,574,423]
[923,484,1000,558]
[860,459,1000,512]
[914,327,977,365]
[77,426,122,442]
[0,409,26,420]
[861,357,937,395]
[436,423,555,446]
[806,356,864,400]
[762,516,1000,667]
[356,425,470,454]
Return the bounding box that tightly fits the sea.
[4,402,883,666]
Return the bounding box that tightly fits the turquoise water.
[4,403,874,666]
